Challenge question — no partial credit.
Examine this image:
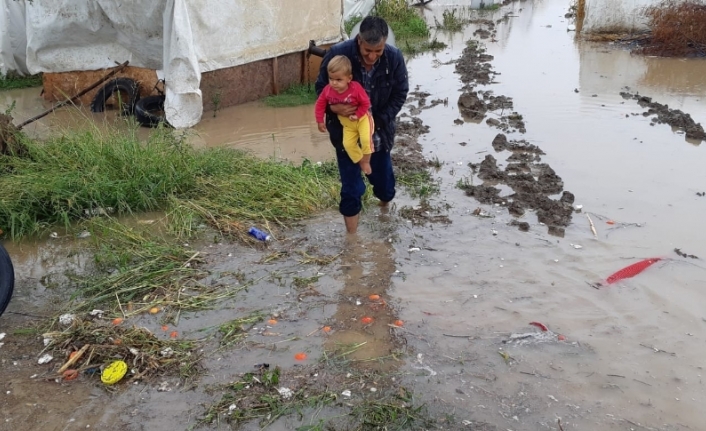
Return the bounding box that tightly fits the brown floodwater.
[2,0,706,429]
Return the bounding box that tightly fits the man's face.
[357,36,386,66]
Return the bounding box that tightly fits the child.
[315,55,374,174]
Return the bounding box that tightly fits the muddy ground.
[3,1,706,430]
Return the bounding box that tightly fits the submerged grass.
[0,73,43,91]
[263,83,318,107]
[0,126,340,238]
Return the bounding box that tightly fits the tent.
[1,0,350,128]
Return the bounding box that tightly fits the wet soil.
[621,90,706,141]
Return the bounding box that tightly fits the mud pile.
[621,90,706,141]
[455,27,575,236]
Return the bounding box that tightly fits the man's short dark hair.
[359,16,388,45]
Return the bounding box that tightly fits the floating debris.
[605,258,662,284]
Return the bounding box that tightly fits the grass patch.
[345,15,364,35]
[0,127,341,239]
[263,84,318,107]
[374,0,430,39]
[218,312,264,347]
[397,170,440,199]
[0,73,43,91]
[401,37,448,56]
[435,9,465,31]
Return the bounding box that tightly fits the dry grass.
[639,0,706,56]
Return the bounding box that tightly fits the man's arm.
[377,50,409,126]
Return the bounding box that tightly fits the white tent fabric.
[343,0,376,20]
[0,0,28,75]
[581,0,653,33]
[0,0,342,128]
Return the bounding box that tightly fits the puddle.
[2,0,706,429]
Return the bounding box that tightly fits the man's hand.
[329,103,357,117]
[317,122,327,133]
[348,114,359,121]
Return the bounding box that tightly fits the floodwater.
[2,0,706,429]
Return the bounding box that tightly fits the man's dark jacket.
[315,38,408,152]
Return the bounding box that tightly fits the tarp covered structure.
[581,0,654,33]
[0,0,345,128]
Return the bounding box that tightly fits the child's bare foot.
[360,161,372,175]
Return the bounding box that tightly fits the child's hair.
[327,55,352,76]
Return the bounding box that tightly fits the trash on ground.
[529,321,549,331]
[101,360,128,385]
[605,257,662,284]
[59,314,76,326]
[341,389,352,398]
[248,227,271,241]
[294,352,307,361]
[38,354,53,364]
[89,309,104,317]
[62,369,79,381]
[277,387,294,399]
[571,244,583,249]
[408,247,421,252]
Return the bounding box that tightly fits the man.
[315,16,409,234]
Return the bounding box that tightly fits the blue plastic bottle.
[248,227,271,241]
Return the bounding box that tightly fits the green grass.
[435,9,466,31]
[345,15,364,35]
[263,84,317,107]
[0,126,341,238]
[0,73,43,91]
[374,0,430,39]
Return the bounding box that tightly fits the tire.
[134,95,167,128]
[0,243,15,318]
[90,78,140,115]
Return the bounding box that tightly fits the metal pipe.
[308,40,327,58]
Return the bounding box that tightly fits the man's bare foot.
[378,200,390,207]
[360,161,372,175]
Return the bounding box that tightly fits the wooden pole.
[16,60,130,130]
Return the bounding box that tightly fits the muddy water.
[3,0,706,429]
[395,0,706,429]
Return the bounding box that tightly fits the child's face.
[328,70,352,93]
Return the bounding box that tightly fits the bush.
[640,0,706,57]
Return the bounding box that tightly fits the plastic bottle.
[248,227,271,241]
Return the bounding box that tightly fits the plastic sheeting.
[0,0,28,75]
[0,0,343,128]
[344,0,376,20]
[581,0,653,33]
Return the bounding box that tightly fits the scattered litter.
[62,369,79,381]
[571,244,583,249]
[408,247,421,252]
[369,294,380,300]
[529,321,548,331]
[227,403,237,414]
[586,214,597,238]
[574,204,583,211]
[248,227,271,241]
[160,347,174,358]
[76,230,91,239]
[89,310,104,318]
[149,307,160,314]
[157,381,171,392]
[277,387,294,399]
[112,317,124,325]
[605,257,662,284]
[59,314,76,326]
[294,352,307,361]
[491,229,498,236]
[412,353,437,376]
[548,395,559,402]
[355,299,362,306]
[38,354,53,365]
[361,316,374,324]
[43,337,53,346]
[101,360,128,385]
[394,320,404,327]
[49,232,59,239]
[370,387,377,392]
[341,390,352,398]
[0,333,5,341]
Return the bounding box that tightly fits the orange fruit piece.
[606,220,615,225]
[369,294,380,301]
[169,331,178,338]
[557,334,566,341]
[394,320,404,327]
[161,325,169,332]
[268,319,278,325]
[294,352,307,361]
[322,326,331,333]
[112,317,123,325]
[149,307,160,314]
[62,369,79,381]
[361,316,374,324]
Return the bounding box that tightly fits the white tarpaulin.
[0,0,27,75]
[581,0,653,33]
[344,0,376,20]
[0,0,343,128]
